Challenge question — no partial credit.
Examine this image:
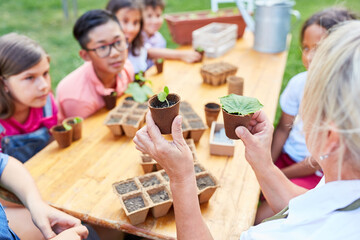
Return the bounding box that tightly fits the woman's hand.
[235,110,274,170]
[134,111,194,183]
[29,201,88,239]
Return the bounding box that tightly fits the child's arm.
[281,159,320,178]
[271,112,295,162]
[147,48,201,63]
[0,156,88,239]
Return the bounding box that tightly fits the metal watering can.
[237,0,300,53]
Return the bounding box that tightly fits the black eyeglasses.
[85,40,128,58]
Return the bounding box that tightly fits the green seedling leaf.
[135,71,146,82]
[125,82,151,103]
[157,86,170,107]
[195,46,204,52]
[219,94,263,115]
[73,117,82,123]
[156,58,164,63]
[63,122,72,131]
[111,91,117,96]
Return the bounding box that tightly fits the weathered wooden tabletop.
[20,31,287,239]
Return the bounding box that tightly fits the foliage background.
[0,0,359,124]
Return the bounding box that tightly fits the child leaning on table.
[141,0,201,68]
[56,9,134,120]
[255,7,358,224]
[0,33,58,163]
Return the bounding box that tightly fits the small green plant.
[156,58,164,64]
[219,94,263,115]
[63,122,72,131]
[125,82,153,103]
[73,117,82,124]
[134,71,152,85]
[157,86,170,107]
[111,91,117,97]
[195,46,204,52]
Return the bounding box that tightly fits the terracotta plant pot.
[50,124,73,148]
[148,93,181,134]
[204,102,221,128]
[227,76,244,95]
[155,59,164,74]
[222,109,253,140]
[103,91,117,110]
[62,117,83,141]
[164,8,246,45]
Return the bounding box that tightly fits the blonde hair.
[301,20,360,178]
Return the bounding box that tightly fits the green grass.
[1,0,359,124]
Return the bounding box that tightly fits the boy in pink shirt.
[56,9,134,120]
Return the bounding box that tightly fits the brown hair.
[106,0,144,56]
[300,7,357,44]
[0,33,47,119]
[143,0,165,11]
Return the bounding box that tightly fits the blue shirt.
[0,153,20,240]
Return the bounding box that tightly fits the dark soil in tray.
[125,118,139,125]
[150,190,169,203]
[162,172,169,181]
[189,120,205,129]
[197,176,215,190]
[151,100,177,109]
[141,176,160,187]
[107,116,122,124]
[115,181,138,194]
[184,113,199,119]
[136,103,148,109]
[194,165,204,173]
[124,196,145,213]
[121,102,135,108]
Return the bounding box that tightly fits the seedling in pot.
[219,94,263,139]
[194,47,205,62]
[195,46,204,53]
[155,58,164,74]
[157,86,170,107]
[103,91,117,110]
[63,122,72,131]
[148,86,181,134]
[63,116,83,141]
[156,58,164,64]
[134,71,152,86]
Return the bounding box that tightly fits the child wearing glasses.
[56,9,134,120]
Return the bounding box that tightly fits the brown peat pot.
[62,117,83,141]
[155,59,164,74]
[50,124,73,148]
[195,49,205,62]
[222,109,253,139]
[148,93,180,134]
[102,91,117,110]
[204,102,221,128]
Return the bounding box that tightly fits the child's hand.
[235,110,274,169]
[180,50,202,63]
[134,111,194,183]
[50,226,89,240]
[29,201,88,239]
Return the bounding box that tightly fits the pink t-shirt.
[56,60,134,120]
[0,93,58,148]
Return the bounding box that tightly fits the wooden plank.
[14,30,288,240]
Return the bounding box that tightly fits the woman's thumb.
[171,115,185,144]
[235,126,252,146]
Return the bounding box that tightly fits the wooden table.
[19,31,287,239]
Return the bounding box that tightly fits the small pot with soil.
[155,58,164,74]
[148,86,181,134]
[204,102,221,128]
[219,94,263,140]
[62,117,83,141]
[146,185,173,218]
[50,123,73,148]
[195,46,205,62]
[103,91,117,110]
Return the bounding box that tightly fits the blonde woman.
[134,20,360,239]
